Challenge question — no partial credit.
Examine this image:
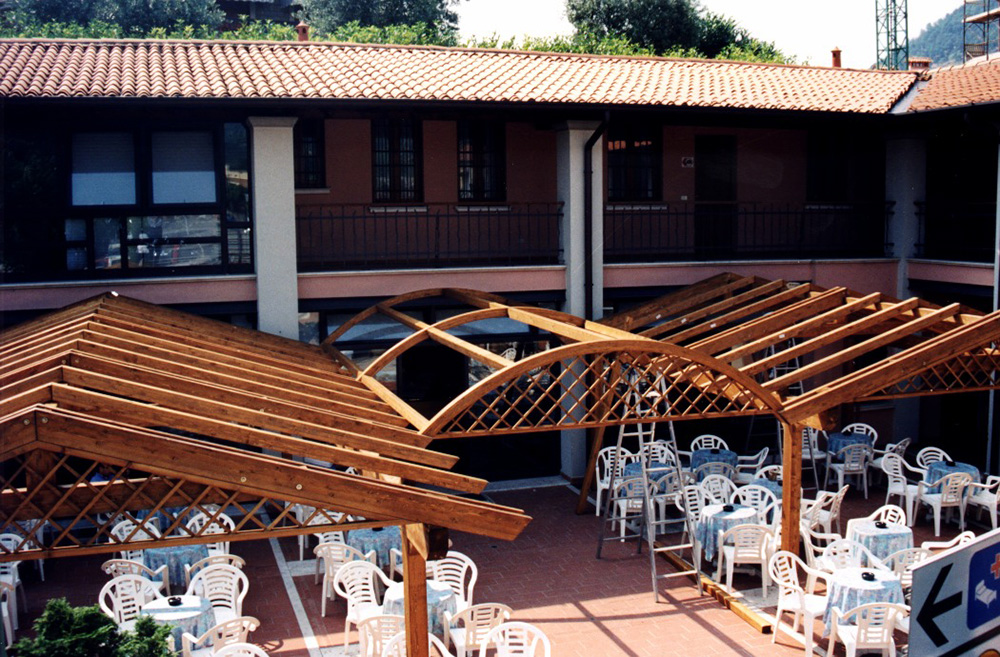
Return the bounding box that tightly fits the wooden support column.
[780,420,802,554]
[401,523,430,657]
[575,425,607,514]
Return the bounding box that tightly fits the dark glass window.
[294,119,326,189]
[458,121,506,202]
[607,124,661,202]
[372,118,422,202]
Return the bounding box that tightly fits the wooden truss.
[0,293,530,564]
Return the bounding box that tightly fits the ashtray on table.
[710,448,720,454]
[945,460,956,467]
[860,571,876,582]
[722,504,734,512]
[874,521,888,529]
[167,596,183,607]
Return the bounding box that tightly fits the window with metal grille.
[294,119,326,189]
[607,123,661,202]
[458,121,506,202]
[372,118,422,202]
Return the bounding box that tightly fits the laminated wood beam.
[742,298,922,378]
[690,287,848,356]
[33,408,530,540]
[600,273,752,331]
[764,304,961,394]
[0,319,92,362]
[49,385,476,489]
[375,304,512,371]
[506,307,607,343]
[780,421,801,554]
[359,373,430,433]
[719,293,882,365]
[664,282,808,344]
[402,525,430,657]
[0,296,104,343]
[641,279,791,340]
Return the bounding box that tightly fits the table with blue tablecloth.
[382,580,457,640]
[754,479,783,499]
[696,503,758,562]
[690,449,739,477]
[623,461,675,482]
[848,520,913,564]
[823,567,904,634]
[143,543,209,594]
[141,594,214,649]
[924,460,980,493]
[346,526,402,570]
[826,432,874,461]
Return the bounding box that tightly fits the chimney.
[296,21,310,42]
[909,56,932,72]
[831,48,842,68]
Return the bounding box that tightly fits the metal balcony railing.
[296,203,563,271]
[915,201,996,263]
[604,202,893,262]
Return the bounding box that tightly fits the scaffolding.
[965,0,1000,61]
[876,0,909,70]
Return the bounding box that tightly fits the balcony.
[916,201,996,263]
[295,203,563,272]
[604,202,892,263]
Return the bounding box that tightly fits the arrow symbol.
[917,564,964,647]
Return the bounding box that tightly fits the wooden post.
[402,524,430,657]
[780,420,802,554]
[575,425,607,514]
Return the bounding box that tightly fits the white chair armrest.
[800,563,833,591]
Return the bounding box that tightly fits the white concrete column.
[248,117,299,339]
[556,121,604,480]
[885,135,926,448]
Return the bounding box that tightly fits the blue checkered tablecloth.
[382,580,458,640]
[690,449,738,476]
[696,503,758,562]
[826,432,873,461]
[924,461,979,494]
[346,526,402,569]
[143,543,208,594]
[849,520,913,564]
[823,567,903,633]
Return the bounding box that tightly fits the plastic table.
[823,567,903,633]
[382,580,458,640]
[141,594,214,649]
[696,503,758,562]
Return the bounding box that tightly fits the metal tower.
[964,0,1000,61]
[876,0,909,70]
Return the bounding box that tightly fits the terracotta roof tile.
[909,56,1000,112]
[0,38,920,113]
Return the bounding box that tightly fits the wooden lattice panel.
[0,452,376,561]
[427,341,783,436]
[868,351,1000,398]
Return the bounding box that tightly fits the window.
[458,121,505,202]
[60,123,252,278]
[372,118,422,202]
[294,119,326,189]
[607,123,661,202]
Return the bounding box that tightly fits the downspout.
[583,112,609,321]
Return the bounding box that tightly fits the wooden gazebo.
[2,274,999,653]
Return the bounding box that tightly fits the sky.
[457,0,963,69]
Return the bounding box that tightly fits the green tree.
[297,0,461,38]
[566,0,702,53]
[5,0,224,36]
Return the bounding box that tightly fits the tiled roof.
[0,38,919,113]
[909,56,1000,112]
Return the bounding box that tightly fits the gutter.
[583,112,609,320]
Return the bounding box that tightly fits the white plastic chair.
[1,581,15,647]
[611,476,646,540]
[870,437,910,483]
[595,446,635,516]
[333,559,393,651]
[443,602,513,657]
[884,547,932,599]
[479,621,551,657]
[101,558,169,593]
[921,530,975,551]
[358,614,406,657]
[316,542,377,616]
[841,422,878,444]
[109,518,161,561]
[881,453,921,522]
[801,428,828,465]
[914,471,973,536]
[0,543,26,629]
[693,461,737,482]
[915,446,952,471]
[966,475,1000,531]
[185,564,248,624]
[186,511,235,556]
[734,447,769,485]
[768,551,830,656]
[184,554,246,590]
[382,631,454,657]
[641,439,675,465]
[845,503,907,534]
[293,504,345,560]
[754,465,783,481]
[826,443,872,498]
[677,485,711,574]
[98,574,164,631]
[716,523,772,596]
[430,551,478,611]
[806,485,849,534]
[691,435,729,452]
[820,538,888,572]
[180,615,260,657]
[700,474,737,505]
[731,484,779,528]
[649,471,685,534]
[827,602,909,657]
[798,522,842,591]
[211,644,270,657]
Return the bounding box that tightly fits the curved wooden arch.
[424,339,789,437]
